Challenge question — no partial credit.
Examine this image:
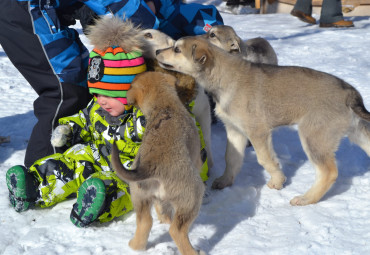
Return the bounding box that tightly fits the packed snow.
[1,2,370,254]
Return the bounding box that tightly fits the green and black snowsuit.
[28,97,208,223]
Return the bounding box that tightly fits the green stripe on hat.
[89,88,128,98]
[90,50,143,61]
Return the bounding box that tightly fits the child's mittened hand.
[51,125,72,147]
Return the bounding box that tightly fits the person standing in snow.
[290,0,354,27]
[0,0,223,170]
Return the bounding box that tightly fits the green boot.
[6,165,38,212]
[70,178,106,228]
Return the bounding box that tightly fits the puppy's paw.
[211,175,233,189]
[129,238,147,251]
[290,195,311,206]
[267,175,286,190]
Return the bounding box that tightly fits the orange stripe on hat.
[88,82,132,91]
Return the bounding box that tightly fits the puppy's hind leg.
[290,158,338,206]
[169,207,203,255]
[290,123,340,206]
[212,124,248,189]
[129,198,153,250]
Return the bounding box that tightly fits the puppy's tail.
[347,89,370,156]
[347,89,370,122]
[111,141,150,182]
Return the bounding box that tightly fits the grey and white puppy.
[201,25,278,65]
[156,36,370,206]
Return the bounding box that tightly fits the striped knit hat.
[87,46,147,105]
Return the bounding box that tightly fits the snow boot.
[6,165,38,212]
[70,178,106,228]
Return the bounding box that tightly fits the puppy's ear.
[192,44,208,65]
[126,87,137,106]
[127,77,143,106]
[161,73,178,88]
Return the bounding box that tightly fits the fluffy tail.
[347,89,370,156]
[347,89,370,122]
[111,142,150,182]
[85,16,143,52]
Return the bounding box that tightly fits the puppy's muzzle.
[155,47,173,56]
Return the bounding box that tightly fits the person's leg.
[320,0,343,23]
[291,0,316,24]
[71,171,134,227]
[0,1,91,167]
[293,0,313,14]
[319,0,354,27]
[5,143,98,212]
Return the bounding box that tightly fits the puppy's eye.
[174,47,181,53]
[210,32,216,38]
[144,32,153,39]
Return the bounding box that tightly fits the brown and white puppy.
[111,72,205,255]
[200,25,278,65]
[156,36,370,206]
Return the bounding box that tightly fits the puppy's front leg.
[212,124,248,189]
[249,131,286,190]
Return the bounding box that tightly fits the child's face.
[96,95,126,117]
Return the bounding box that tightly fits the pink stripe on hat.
[103,58,145,68]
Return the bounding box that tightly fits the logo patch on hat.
[203,24,212,32]
[88,56,104,83]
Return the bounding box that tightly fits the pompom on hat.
[86,16,147,105]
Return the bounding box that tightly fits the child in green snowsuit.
[5,44,209,228]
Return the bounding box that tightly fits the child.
[6,43,209,227]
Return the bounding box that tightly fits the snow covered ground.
[1,2,370,255]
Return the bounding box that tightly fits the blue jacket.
[18,0,158,87]
[16,0,222,87]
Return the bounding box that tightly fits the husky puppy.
[156,36,370,206]
[201,25,278,65]
[111,71,205,255]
